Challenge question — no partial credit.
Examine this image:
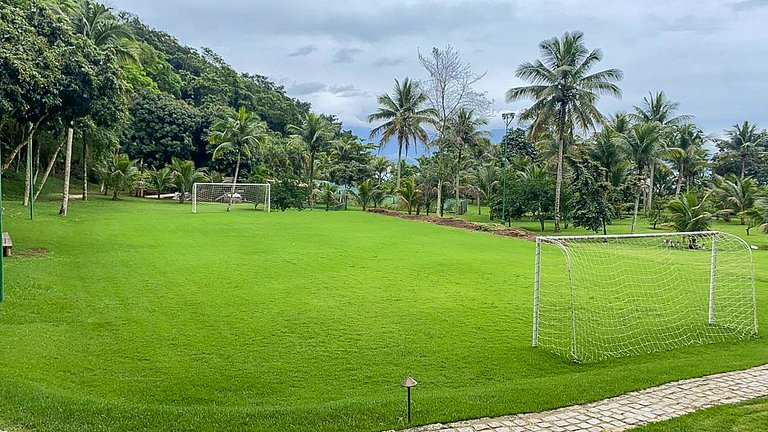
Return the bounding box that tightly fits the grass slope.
[635,397,768,431]
[0,196,765,431]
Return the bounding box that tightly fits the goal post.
[192,183,271,213]
[533,231,758,362]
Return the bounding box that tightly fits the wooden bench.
[3,232,12,257]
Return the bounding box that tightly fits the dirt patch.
[367,208,537,240]
[15,247,50,258]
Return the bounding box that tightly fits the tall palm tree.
[472,163,499,216]
[630,91,691,126]
[717,121,765,177]
[588,128,625,183]
[630,91,691,211]
[446,108,491,208]
[668,124,707,196]
[506,31,623,232]
[368,78,436,190]
[288,113,335,203]
[209,107,270,212]
[369,155,391,185]
[625,123,662,233]
[66,0,138,63]
[58,0,137,214]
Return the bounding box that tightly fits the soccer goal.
[533,231,758,362]
[192,183,270,213]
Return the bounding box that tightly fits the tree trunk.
[308,151,316,207]
[82,132,88,202]
[741,158,746,178]
[645,163,655,214]
[34,138,67,201]
[437,179,443,217]
[395,141,403,191]
[22,131,32,207]
[631,185,641,234]
[455,148,462,214]
[554,106,566,233]
[477,196,481,215]
[675,162,684,196]
[227,149,241,212]
[59,126,74,216]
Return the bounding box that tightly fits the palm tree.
[472,163,499,216]
[288,113,334,203]
[169,157,208,204]
[370,156,391,185]
[208,107,270,211]
[368,78,436,190]
[717,121,765,177]
[630,92,691,126]
[630,92,691,212]
[446,108,491,209]
[397,178,421,215]
[352,180,373,211]
[588,128,625,183]
[107,154,140,200]
[743,198,768,235]
[319,182,338,211]
[668,124,708,196]
[59,0,137,212]
[625,123,662,233]
[147,167,173,199]
[714,174,759,224]
[66,0,138,63]
[506,31,623,232]
[668,192,712,233]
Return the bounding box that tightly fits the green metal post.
[501,113,515,227]
[0,146,4,302]
[28,139,33,220]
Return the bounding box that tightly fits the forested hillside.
[1,0,373,213]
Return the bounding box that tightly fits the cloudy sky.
[111,0,767,145]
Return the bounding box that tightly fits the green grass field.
[0,194,765,431]
[635,397,768,431]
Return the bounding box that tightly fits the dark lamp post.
[401,376,418,423]
[501,112,515,227]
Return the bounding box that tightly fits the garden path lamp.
[401,376,418,423]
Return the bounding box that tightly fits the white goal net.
[192,183,270,213]
[533,231,758,362]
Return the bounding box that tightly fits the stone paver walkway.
[392,364,768,432]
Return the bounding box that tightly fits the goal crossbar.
[533,230,758,362]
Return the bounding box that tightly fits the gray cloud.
[733,0,768,11]
[372,56,405,67]
[111,0,768,138]
[328,84,366,97]
[286,81,327,96]
[333,48,363,64]
[288,45,317,57]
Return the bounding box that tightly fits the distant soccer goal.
[192,183,270,213]
[533,231,758,362]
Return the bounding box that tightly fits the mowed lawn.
[0,197,766,432]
